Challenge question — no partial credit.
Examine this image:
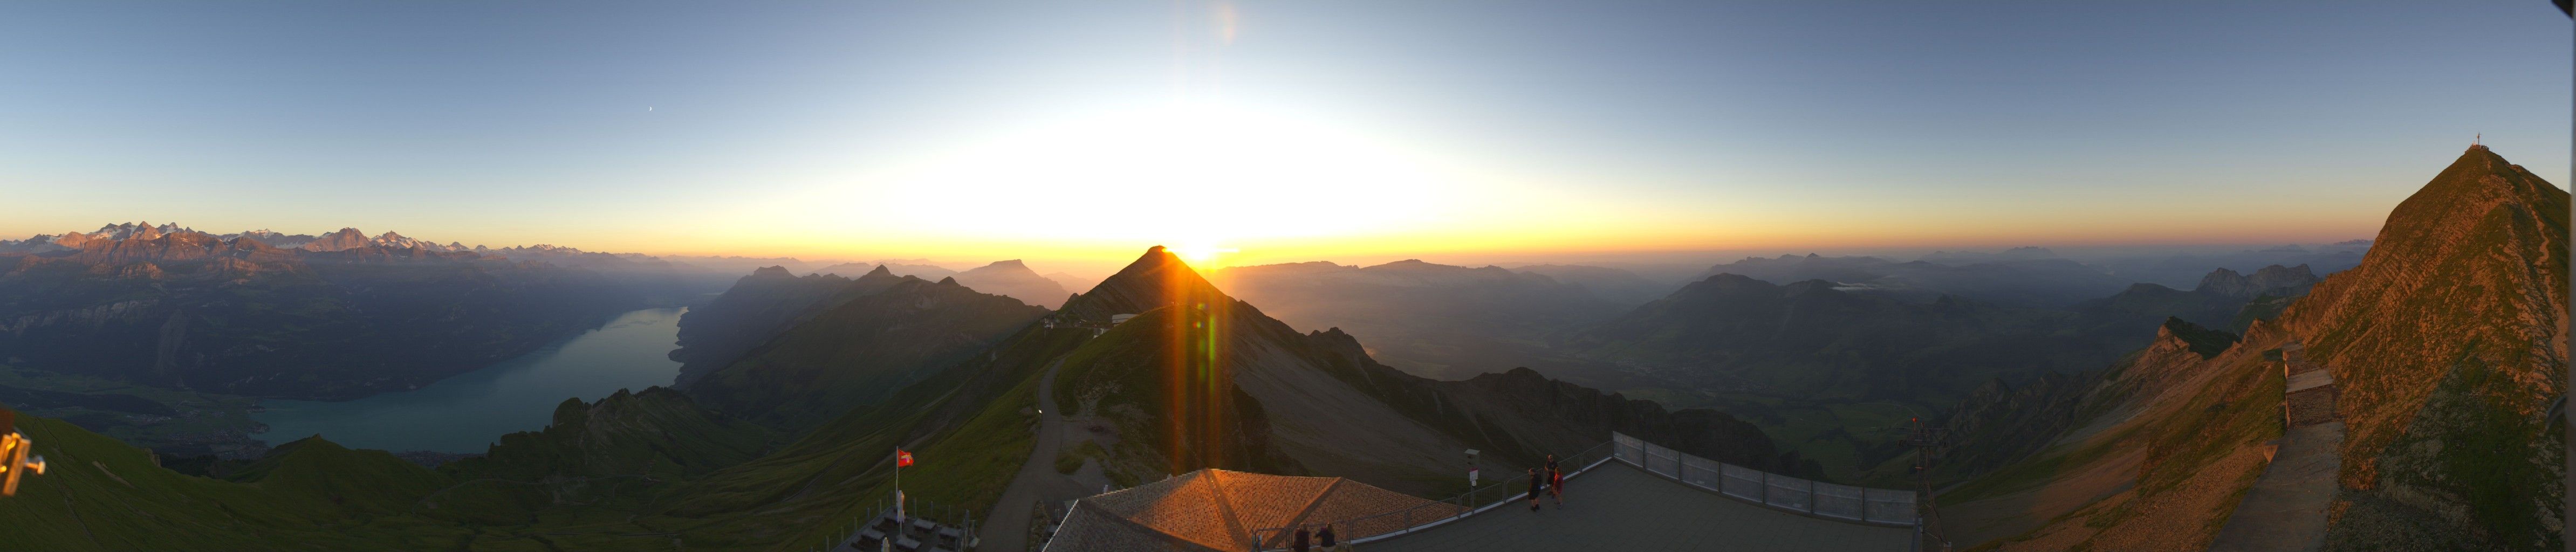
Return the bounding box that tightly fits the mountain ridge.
[1938,144,2567,550]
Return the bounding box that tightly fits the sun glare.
[855,102,1457,254]
[1166,242,1238,266]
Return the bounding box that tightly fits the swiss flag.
[896,449,914,467]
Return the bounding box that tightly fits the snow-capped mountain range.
[5,222,487,254]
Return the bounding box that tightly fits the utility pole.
[1902,417,1951,552]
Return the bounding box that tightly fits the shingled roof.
[1043,469,1465,551]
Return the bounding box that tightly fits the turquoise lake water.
[250,307,688,453]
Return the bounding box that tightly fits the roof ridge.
[1198,471,1257,550]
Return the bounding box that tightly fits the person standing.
[1293,526,1311,552]
[1526,467,1545,512]
[1546,454,1565,506]
[1318,525,1337,550]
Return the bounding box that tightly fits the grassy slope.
[1940,328,2284,551]
[1049,307,1303,486]
[446,387,778,482]
[0,414,468,551]
[642,325,1090,550]
[0,321,1081,552]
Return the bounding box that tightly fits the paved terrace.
[1363,462,1916,552]
[2208,341,2342,552]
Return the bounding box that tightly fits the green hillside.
[0,410,470,551]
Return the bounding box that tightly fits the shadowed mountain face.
[2073,264,2321,332]
[682,275,1048,433]
[667,266,912,387]
[1567,259,2315,479]
[1509,264,1673,306]
[1046,249,1793,493]
[1565,274,2141,406]
[2088,242,2372,289]
[1691,253,2133,309]
[641,247,1796,551]
[1940,146,2567,550]
[446,387,775,483]
[0,231,653,400]
[1210,259,1630,380]
[2196,264,2324,298]
[817,260,957,280]
[1933,318,2236,481]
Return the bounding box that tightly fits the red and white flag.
[896,449,914,467]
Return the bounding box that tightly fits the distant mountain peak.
[951,258,1069,307]
[1691,272,1770,287]
[2194,264,2319,298]
[961,259,1038,275]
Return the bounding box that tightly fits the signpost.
[1464,449,1479,487]
[1,407,47,497]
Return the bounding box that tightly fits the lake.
[250,307,689,453]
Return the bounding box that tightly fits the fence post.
[1805,479,1818,515]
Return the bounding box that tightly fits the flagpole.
[893,449,905,524]
[894,450,901,520]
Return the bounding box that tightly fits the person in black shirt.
[1526,467,1545,511]
[1545,454,1564,506]
[1293,527,1311,551]
[1317,525,1337,549]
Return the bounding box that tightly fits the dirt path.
[977,358,1092,552]
[2208,343,2341,552]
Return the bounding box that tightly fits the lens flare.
[1166,243,1236,266]
[1148,249,1234,473]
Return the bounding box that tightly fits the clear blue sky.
[2,2,2566,268]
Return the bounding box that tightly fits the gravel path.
[978,358,1091,552]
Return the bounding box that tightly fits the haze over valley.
[0,2,2566,551]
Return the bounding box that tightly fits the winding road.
[977,358,1093,552]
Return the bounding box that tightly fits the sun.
[852,101,1458,253]
[1165,242,1238,266]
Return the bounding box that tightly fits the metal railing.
[817,493,979,552]
[1611,432,1917,526]
[1245,440,1618,550]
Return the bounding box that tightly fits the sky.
[2,2,2568,275]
